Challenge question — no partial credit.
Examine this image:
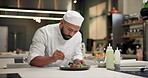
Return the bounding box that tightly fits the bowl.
[94,56,105,63]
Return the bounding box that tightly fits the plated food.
[59,62,90,70]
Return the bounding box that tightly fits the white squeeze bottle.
[106,43,115,70]
[114,47,121,71]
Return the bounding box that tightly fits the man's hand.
[29,50,65,67]
[73,59,86,65]
[51,50,65,62]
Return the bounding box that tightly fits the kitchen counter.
[0,52,28,59]
[121,54,137,59]
[0,53,147,77]
[0,52,28,63]
[0,65,144,78]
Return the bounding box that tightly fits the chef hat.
[63,10,84,27]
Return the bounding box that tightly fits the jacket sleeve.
[27,28,46,64]
[73,33,83,60]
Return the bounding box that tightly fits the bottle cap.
[107,43,112,49]
[115,47,119,51]
[115,47,121,53]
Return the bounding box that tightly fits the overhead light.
[74,0,77,3]
[0,8,65,22]
[0,15,62,20]
[0,8,65,21]
[0,8,66,14]
[33,17,41,23]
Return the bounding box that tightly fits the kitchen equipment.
[0,73,21,78]
[141,8,148,61]
[140,65,148,71]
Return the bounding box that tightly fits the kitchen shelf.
[121,35,143,38]
[122,20,144,26]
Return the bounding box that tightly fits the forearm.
[30,56,56,67]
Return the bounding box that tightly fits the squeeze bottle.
[106,44,115,70]
[114,47,121,71]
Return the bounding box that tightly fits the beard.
[61,27,72,40]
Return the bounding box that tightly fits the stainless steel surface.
[0,0,72,10]
[143,20,148,61]
[0,26,8,52]
[13,32,17,50]
[0,0,71,20]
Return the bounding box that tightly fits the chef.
[27,10,86,67]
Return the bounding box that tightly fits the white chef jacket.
[27,23,83,67]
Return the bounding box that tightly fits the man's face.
[60,20,80,40]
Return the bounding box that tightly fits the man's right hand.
[51,50,65,62]
[29,50,65,67]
